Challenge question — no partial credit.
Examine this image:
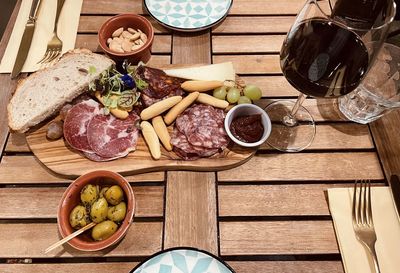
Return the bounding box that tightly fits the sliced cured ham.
[171,104,229,160]
[87,112,140,158]
[63,99,101,153]
[63,99,140,161]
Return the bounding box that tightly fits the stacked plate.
[144,0,232,31]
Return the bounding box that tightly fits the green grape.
[243,85,262,100]
[238,96,252,104]
[226,87,240,103]
[213,86,227,100]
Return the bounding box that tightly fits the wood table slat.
[369,109,400,180]
[219,184,352,217]
[5,133,29,153]
[260,124,374,150]
[220,221,339,255]
[75,34,172,54]
[164,172,218,254]
[213,35,285,53]
[228,261,344,273]
[218,152,384,182]
[0,222,162,258]
[214,55,281,74]
[255,98,346,122]
[241,75,299,97]
[172,31,211,64]
[79,15,170,34]
[82,0,145,14]
[0,156,165,184]
[0,185,164,219]
[0,1,21,159]
[0,263,139,273]
[213,16,294,33]
[147,55,171,66]
[230,0,305,15]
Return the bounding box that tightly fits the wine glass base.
[264,100,316,152]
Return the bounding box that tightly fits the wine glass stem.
[282,93,307,127]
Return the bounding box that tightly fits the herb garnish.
[89,63,145,115]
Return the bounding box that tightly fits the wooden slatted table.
[1,1,400,272]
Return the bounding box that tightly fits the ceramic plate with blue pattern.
[144,0,233,32]
[130,247,235,273]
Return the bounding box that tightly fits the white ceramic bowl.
[224,104,272,147]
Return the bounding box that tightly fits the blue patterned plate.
[130,247,235,273]
[144,0,232,32]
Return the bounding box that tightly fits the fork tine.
[358,180,363,224]
[362,180,368,225]
[352,180,358,225]
[367,180,373,225]
[37,51,50,64]
[47,51,60,63]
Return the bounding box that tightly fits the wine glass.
[264,0,396,152]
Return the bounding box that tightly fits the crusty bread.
[8,49,115,133]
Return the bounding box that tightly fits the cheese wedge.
[164,62,235,82]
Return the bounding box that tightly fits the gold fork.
[352,180,381,273]
[37,0,65,64]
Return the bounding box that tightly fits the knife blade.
[389,174,400,220]
[11,0,42,78]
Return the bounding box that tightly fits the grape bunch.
[213,84,262,105]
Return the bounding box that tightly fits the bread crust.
[7,49,115,133]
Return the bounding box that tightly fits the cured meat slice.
[171,128,218,160]
[171,104,229,160]
[136,66,185,107]
[63,99,101,153]
[187,126,229,149]
[87,112,140,158]
[82,152,120,162]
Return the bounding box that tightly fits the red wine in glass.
[280,19,369,98]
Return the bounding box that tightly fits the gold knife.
[11,0,42,79]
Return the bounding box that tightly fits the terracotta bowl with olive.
[57,170,135,251]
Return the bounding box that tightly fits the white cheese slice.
[164,62,236,82]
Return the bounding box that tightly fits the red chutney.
[229,114,264,143]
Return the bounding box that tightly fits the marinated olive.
[107,201,127,222]
[69,205,90,229]
[80,184,99,206]
[90,197,108,223]
[99,186,109,198]
[104,185,124,205]
[91,220,118,241]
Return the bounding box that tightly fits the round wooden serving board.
[25,66,255,178]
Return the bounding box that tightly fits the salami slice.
[63,99,102,153]
[87,112,140,158]
[171,104,229,160]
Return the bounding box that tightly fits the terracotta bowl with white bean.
[98,14,154,64]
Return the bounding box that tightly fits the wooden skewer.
[45,222,96,254]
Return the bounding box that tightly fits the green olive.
[69,205,90,229]
[107,202,127,222]
[90,197,108,223]
[104,185,124,205]
[91,220,118,241]
[99,186,109,198]
[80,184,99,206]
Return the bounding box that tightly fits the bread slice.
[8,49,115,133]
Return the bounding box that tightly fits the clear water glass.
[339,43,400,124]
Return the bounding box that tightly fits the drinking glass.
[264,0,396,152]
[339,43,400,124]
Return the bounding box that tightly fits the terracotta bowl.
[98,14,154,64]
[57,170,135,251]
